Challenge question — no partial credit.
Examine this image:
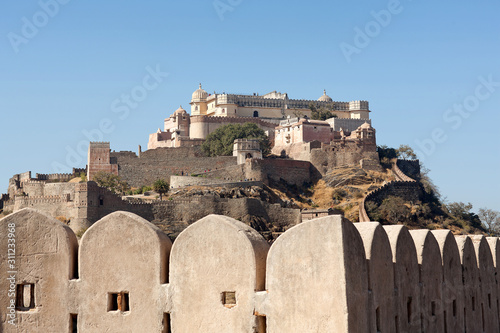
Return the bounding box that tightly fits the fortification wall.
[43,182,77,200]
[20,180,45,196]
[254,159,313,185]
[35,173,74,182]
[111,146,237,188]
[310,148,380,176]
[150,196,300,240]
[14,195,74,219]
[170,175,263,189]
[2,209,498,332]
[359,159,422,222]
[397,159,421,179]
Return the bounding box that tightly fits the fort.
[0,86,382,235]
[1,209,499,332]
[0,85,462,331]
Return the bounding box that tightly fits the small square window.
[108,292,130,312]
[221,291,237,309]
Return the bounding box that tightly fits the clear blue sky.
[0,0,499,213]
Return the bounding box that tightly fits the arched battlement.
[1,210,499,332]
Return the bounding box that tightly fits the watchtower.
[233,139,262,165]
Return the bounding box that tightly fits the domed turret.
[318,89,333,102]
[359,121,372,130]
[191,83,208,101]
[174,105,187,115]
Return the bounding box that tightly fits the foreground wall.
[1,209,499,332]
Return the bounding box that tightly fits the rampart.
[1,209,498,332]
[35,173,74,182]
[200,158,316,186]
[359,159,422,222]
[397,159,421,179]
[170,176,263,189]
[110,146,237,188]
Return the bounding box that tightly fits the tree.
[93,171,130,194]
[377,145,398,160]
[396,144,417,160]
[419,165,442,201]
[153,179,169,201]
[378,196,410,223]
[292,109,304,118]
[478,208,500,235]
[446,202,483,230]
[308,102,337,121]
[201,123,271,157]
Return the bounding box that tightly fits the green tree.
[446,202,483,230]
[201,123,271,157]
[153,179,170,200]
[378,196,410,223]
[377,145,398,160]
[93,171,130,194]
[308,102,337,121]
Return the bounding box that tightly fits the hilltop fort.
[0,85,495,332]
[1,85,384,238]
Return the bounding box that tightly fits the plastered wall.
[1,209,499,332]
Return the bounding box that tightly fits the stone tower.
[233,139,263,165]
[87,142,119,181]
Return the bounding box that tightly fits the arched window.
[253,111,259,117]
[246,153,253,159]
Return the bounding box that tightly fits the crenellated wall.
[359,159,422,222]
[110,146,237,188]
[1,209,498,332]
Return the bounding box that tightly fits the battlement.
[17,194,71,204]
[89,141,111,148]
[349,100,369,110]
[35,173,74,181]
[1,209,498,332]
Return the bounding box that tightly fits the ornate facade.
[148,84,372,150]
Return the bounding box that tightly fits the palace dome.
[192,83,208,101]
[318,89,333,102]
[174,105,187,115]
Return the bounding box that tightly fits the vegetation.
[93,171,130,194]
[478,208,500,235]
[153,179,169,200]
[55,216,69,224]
[76,227,88,238]
[377,145,397,168]
[396,144,418,160]
[201,123,271,157]
[126,185,153,196]
[308,102,338,121]
[80,172,87,182]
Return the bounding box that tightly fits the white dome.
[318,89,333,102]
[191,83,208,101]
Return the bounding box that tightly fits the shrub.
[332,188,347,201]
[76,228,88,238]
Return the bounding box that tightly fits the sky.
[0,0,499,213]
